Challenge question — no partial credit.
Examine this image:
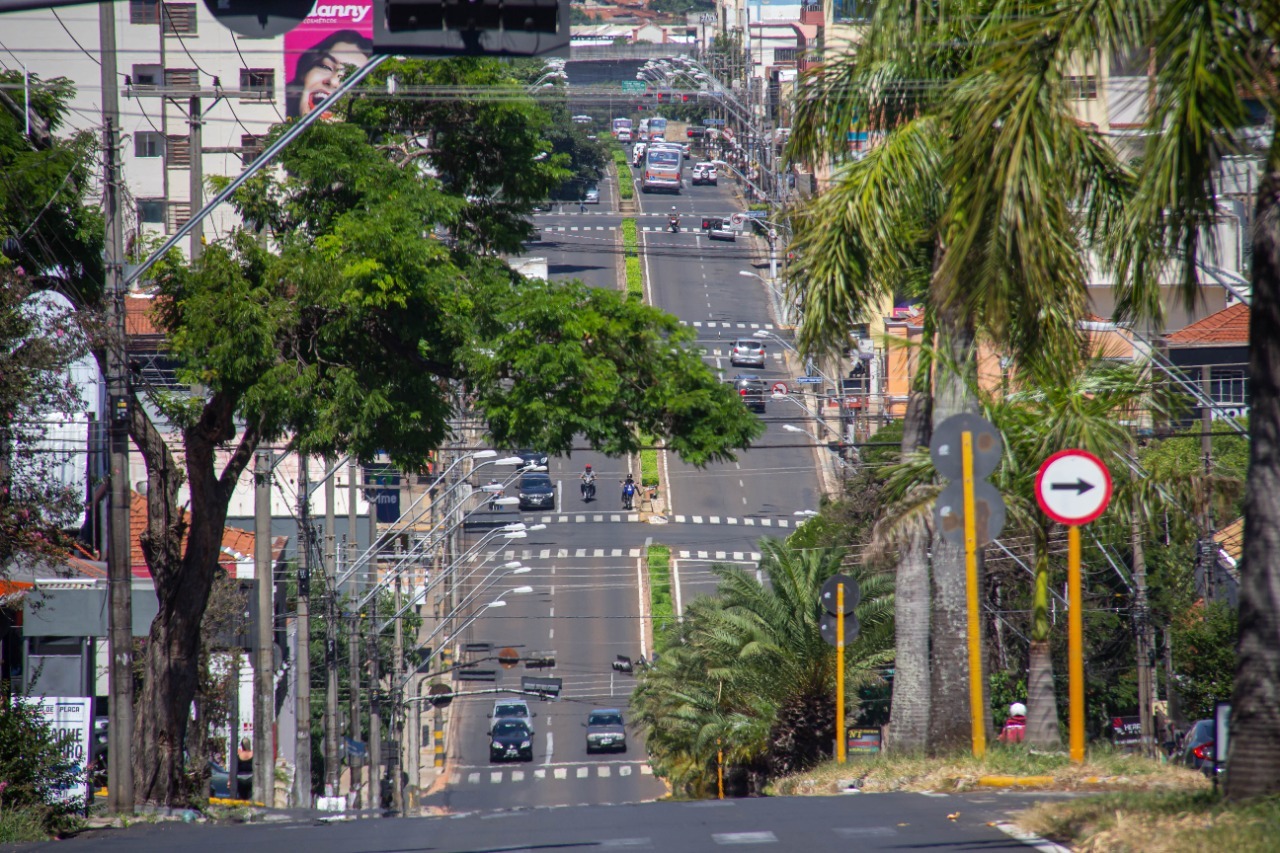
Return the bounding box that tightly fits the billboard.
[284,3,375,118]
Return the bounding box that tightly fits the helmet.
[672,206,677,211]
[1010,702,1027,717]
[585,464,592,470]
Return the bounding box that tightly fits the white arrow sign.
[1035,449,1112,526]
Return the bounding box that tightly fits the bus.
[648,117,668,140]
[612,117,633,138]
[641,146,682,193]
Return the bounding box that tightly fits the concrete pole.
[99,1,135,814]
[324,465,339,796]
[391,554,405,814]
[346,461,361,805]
[294,456,312,808]
[368,596,382,811]
[188,95,202,260]
[253,450,274,805]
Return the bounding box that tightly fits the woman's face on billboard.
[301,42,368,115]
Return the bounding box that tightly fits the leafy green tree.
[0,686,85,837]
[1172,602,1237,720]
[632,540,893,794]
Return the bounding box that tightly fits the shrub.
[0,686,88,837]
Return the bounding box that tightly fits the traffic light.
[374,0,570,57]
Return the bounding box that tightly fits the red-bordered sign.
[1035,449,1112,526]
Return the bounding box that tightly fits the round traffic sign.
[1035,449,1112,526]
[428,683,453,708]
[820,574,861,615]
[933,480,1007,547]
[929,414,1003,480]
[497,647,521,669]
[772,381,788,397]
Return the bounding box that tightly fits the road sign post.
[819,575,860,764]
[961,432,986,759]
[1035,449,1113,764]
[837,583,846,764]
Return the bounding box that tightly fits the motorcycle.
[622,482,637,510]
[581,478,597,501]
[668,215,680,233]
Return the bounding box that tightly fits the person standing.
[998,702,1028,743]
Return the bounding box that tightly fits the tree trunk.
[1026,527,1061,748]
[889,387,932,751]
[131,393,260,806]
[1227,132,1280,801]
[928,303,979,752]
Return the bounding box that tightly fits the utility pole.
[100,2,134,814]
[294,455,312,808]
[347,460,362,807]
[324,462,340,797]
[368,595,382,811]
[391,551,405,814]
[188,95,203,260]
[253,450,274,806]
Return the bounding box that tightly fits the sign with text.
[846,727,882,754]
[20,696,91,806]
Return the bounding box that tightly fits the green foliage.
[1141,421,1250,520]
[647,545,674,649]
[0,806,52,843]
[632,541,894,795]
[640,446,659,488]
[613,149,634,200]
[1172,602,1237,720]
[621,217,644,299]
[0,686,86,837]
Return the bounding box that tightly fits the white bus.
[648,116,668,140]
[612,117,633,138]
[641,146,682,193]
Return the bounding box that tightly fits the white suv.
[691,162,718,186]
[730,338,766,367]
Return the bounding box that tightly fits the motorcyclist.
[621,472,638,509]
[580,464,596,499]
[668,206,680,233]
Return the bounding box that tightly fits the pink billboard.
[284,3,375,118]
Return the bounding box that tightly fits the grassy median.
[613,149,634,200]
[647,544,674,649]
[621,218,643,300]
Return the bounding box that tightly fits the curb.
[976,775,1057,788]
[993,821,1072,853]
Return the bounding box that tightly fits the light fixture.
[474,449,498,459]
[496,456,525,466]
[525,524,547,532]
[783,425,803,433]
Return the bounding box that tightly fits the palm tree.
[787,0,1127,750]
[631,540,893,793]
[942,0,1278,801]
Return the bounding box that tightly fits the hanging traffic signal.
[374,0,570,56]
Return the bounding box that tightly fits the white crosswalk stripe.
[715,551,726,559]
[620,766,633,776]
[744,518,756,525]
[535,769,546,780]
[693,515,703,523]
[594,548,604,557]
[554,768,568,780]
[540,549,550,559]
[511,770,525,782]
[630,548,641,557]
[698,550,708,559]
[710,516,720,524]
[575,548,586,557]
[557,548,569,558]
[576,767,589,778]
[599,766,612,778]
[611,549,622,557]
[468,772,480,784]
[642,765,653,775]
[490,771,502,783]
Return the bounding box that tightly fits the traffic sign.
[933,479,1006,547]
[821,575,861,615]
[428,683,453,708]
[930,413,1002,480]
[1035,449,1112,526]
[795,376,823,384]
[771,382,789,396]
[621,81,646,94]
[498,647,521,669]
[820,611,860,647]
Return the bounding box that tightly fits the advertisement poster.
[20,696,92,806]
[284,3,375,118]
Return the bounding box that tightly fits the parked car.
[584,708,627,754]
[489,719,534,763]
[1178,719,1224,777]
[691,163,718,186]
[730,338,766,367]
[490,698,536,735]
[518,472,555,510]
[729,375,768,413]
[584,185,600,204]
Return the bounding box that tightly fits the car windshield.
[589,713,623,727]
[495,704,527,717]
[648,150,681,167]
[735,340,760,349]
[493,721,529,736]
[521,474,552,489]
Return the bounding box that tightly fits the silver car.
[730,338,766,367]
[584,186,600,204]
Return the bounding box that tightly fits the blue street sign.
[796,376,823,384]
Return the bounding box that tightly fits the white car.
[691,163,718,185]
[490,699,536,735]
[572,114,592,124]
[617,129,632,143]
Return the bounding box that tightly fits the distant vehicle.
[612,117,633,137]
[642,147,682,194]
[632,141,647,167]
[532,201,552,213]
[572,114,593,124]
[638,118,650,136]
[489,719,534,763]
[730,375,768,413]
[681,143,691,160]
[1178,719,1224,778]
[584,708,628,754]
[692,163,717,185]
[730,338,766,367]
[516,449,549,469]
[518,472,556,510]
[701,216,736,241]
[648,116,668,140]
[584,185,600,204]
[686,126,708,138]
[490,699,536,735]
[617,128,632,143]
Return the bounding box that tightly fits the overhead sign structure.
[1035,449,1112,526]
[621,81,646,94]
[374,0,571,57]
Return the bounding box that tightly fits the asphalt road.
[49,790,1072,851]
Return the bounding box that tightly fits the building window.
[166,135,190,168]
[240,134,264,165]
[161,3,198,36]
[239,68,275,101]
[164,68,198,90]
[1211,368,1247,406]
[166,202,191,233]
[129,0,160,24]
[1066,75,1099,100]
[131,63,162,87]
[773,48,799,63]
[835,0,876,22]
[137,198,166,223]
[134,131,165,158]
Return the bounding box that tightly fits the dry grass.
[769,746,1210,796]
[1020,790,1280,853]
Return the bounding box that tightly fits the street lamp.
[794,509,820,518]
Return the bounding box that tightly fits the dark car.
[518,472,556,510]
[516,449,549,470]
[1178,719,1223,777]
[729,375,767,413]
[584,708,628,754]
[489,719,534,763]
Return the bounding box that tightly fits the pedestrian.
[579,198,586,213]
[998,702,1027,743]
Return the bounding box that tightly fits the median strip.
[647,544,674,651]
[621,218,642,300]
[613,149,634,200]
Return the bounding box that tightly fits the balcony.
[800,3,824,25]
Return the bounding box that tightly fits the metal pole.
[961,431,987,758]
[294,455,312,807]
[391,559,404,814]
[324,464,340,797]
[188,95,203,259]
[1068,524,1085,763]
[253,450,274,806]
[368,596,382,811]
[836,582,845,764]
[100,1,134,814]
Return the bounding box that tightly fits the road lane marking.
[468,772,480,784]
[554,767,568,779]
[549,628,554,639]
[576,767,589,778]
[599,766,612,777]
[712,831,776,845]
[511,770,525,782]
[545,731,554,765]
[490,771,502,783]
[672,557,683,617]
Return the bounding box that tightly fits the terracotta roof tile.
[1165,303,1250,346]
[128,491,280,579]
[125,295,163,337]
[1215,517,1244,564]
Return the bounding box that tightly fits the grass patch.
[612,149,634,199]
[621,218,643,299]
[769,746,1210,797]
[647,544,674,649]
[0,807,53,842]
[640,445,659,488]
[1021,790,1280,853]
